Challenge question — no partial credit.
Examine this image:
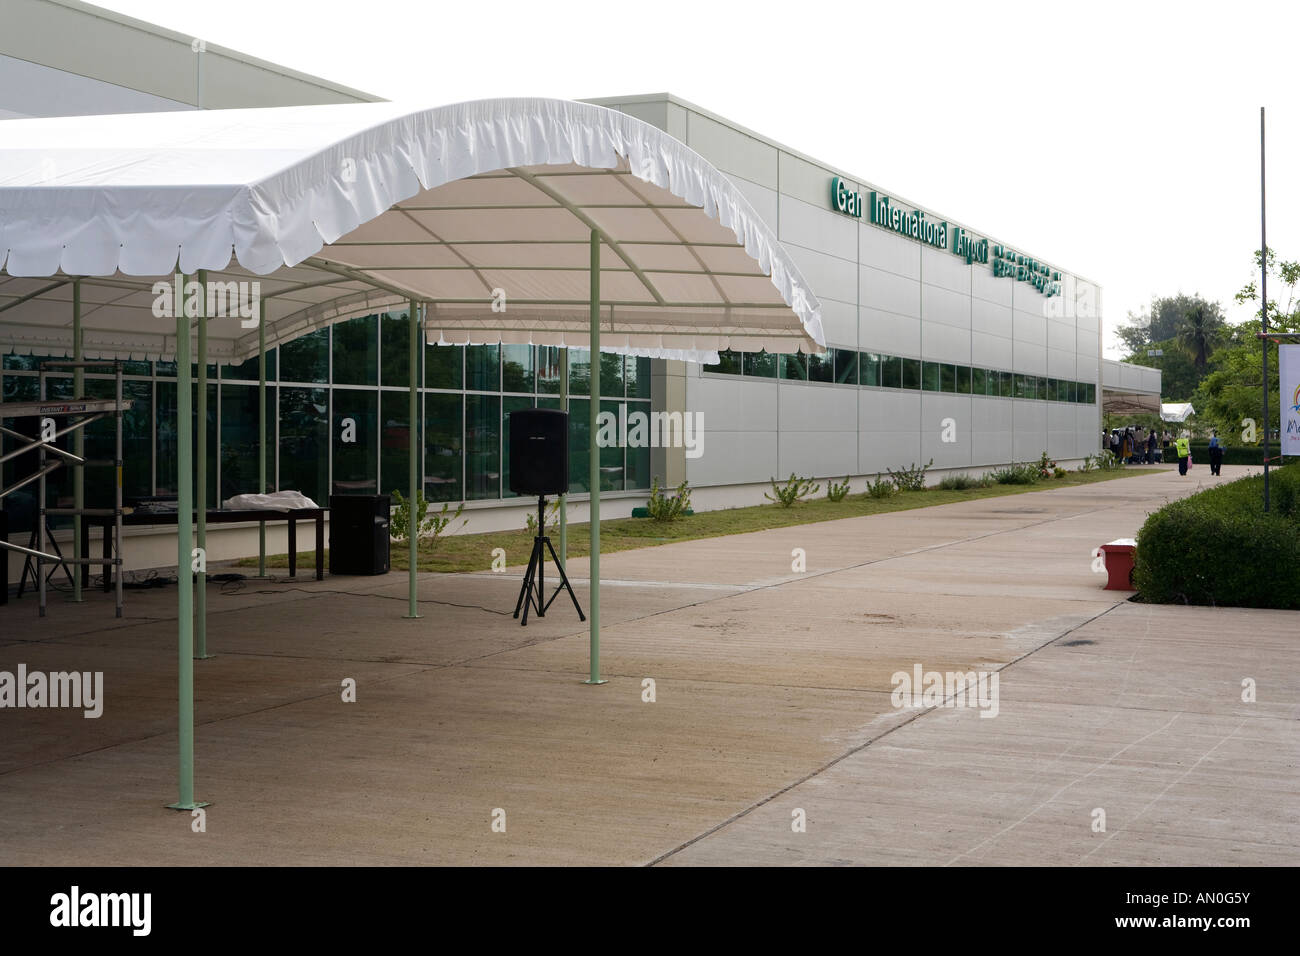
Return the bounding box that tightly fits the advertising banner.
[1281,344,1300,456]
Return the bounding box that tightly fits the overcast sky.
[100,0,1299,358]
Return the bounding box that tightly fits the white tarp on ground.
[0,98,823,362]
[1160,403,1195,423]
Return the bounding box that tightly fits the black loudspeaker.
[328,494,390,575]
[509,408,568,497]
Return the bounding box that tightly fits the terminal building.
[2,0,1158,582]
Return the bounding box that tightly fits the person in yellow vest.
[1175,433,1191,476]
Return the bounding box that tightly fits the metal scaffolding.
[0,360,130,617]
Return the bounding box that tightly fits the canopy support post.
[168,272,206,811]
[194,270,210,660]
[72,279,83,603]
[585,230,605,685]
[559,347,568,563]
[406,299,421,619]
[258,297,267,577]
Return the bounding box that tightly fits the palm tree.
[1178,304,1219,373]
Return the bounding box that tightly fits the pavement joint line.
[645,600,1128,867]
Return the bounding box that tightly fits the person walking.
[1161,430,1171,464]
[1208,429,1224,477]
[1175,432,1191,476]
[1146,429,1157,464]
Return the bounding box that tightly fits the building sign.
[1281,345,1300,455]
[830,177,1061,297]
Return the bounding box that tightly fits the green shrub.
[765,473,820,507]
[1186,443,1269,467]
[990,463,1039,485]
[1133,464,1300,608]
[865,474,895,499]
[938,473,982,491]
[392,490,467,550]
[524,498,560,536]
[887,459,933,492]
[646,476,692,522]
[826,477,851,502]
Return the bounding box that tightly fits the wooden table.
[117,508,326,582]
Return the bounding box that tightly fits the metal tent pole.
[72,279,83,603]
[406,300,420,619]
[258,297,267,576]
[559,347,568,563]
[585,230,605,685]
[168,272,205,810]
[1260,106,1271,512]
[195,270,210,658]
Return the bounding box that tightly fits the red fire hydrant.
[1099,539,1137,591]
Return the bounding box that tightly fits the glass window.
[424,392,462,502]
[567,397,590,493]
[921,361,942,391]
[465,393,500,500]
[536,346,564,394]
[222,349,276,383]
[465,345,499,393]
[280,327,329,384]
[380,310,413,388]
[901,357,921,390]
[833,349,858,385]
[598,399,625,492]
[940,363,956,393]
[1087,383,1097,404]
[956,365,972,394]
[972,367,987,395]
[743,351,777,378]
[881,355,902,389]
[80,379,151,509]
[502,345,535,393]
[597,352,625,397]
[380,390,414,500]
[502,396,535,499]
[332,389,377,495]
[426,344,463,390]
[780,353,808,381]
[625,401,651,490]
[706,350,742,375]
[807,351,834,383]
[219,383,274,504]
[859,352,881,387]
[155,382,216,506]
[279,387,328,505]
[998,370,1014,398]
[567,348,591,396]
[1038,377,1051,401]
[333,314,378,387]
[627,356,651,398]
[1058,379,1070,403]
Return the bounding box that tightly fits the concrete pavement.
[0,464,1295,865]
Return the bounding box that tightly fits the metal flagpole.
[585,230,605,685]
[1260,106,1271,512]
[406,299,420,619]
[72,279,83,603]
[195,270,210,658]
[168,272,205,811]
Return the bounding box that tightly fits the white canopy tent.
[0,98,823,809]
[1160,403,1196,423]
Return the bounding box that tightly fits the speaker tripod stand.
[513,495,585,627]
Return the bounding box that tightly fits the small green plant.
[1034,451,1060,481]
[391,489,467,551]
[826,477,851,502]
[524,498,561,537]
[1098,449,1124,470]
[865,473,895,499]
[646,476,692,522]
[887,459,934,492]
[1077,453,1098,473]
[989,463,1039,485]
[937,473,983,491]
[765,473,820,507]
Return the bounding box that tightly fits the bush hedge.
[1185,443,1272,467]
[1133,463,1300,608]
